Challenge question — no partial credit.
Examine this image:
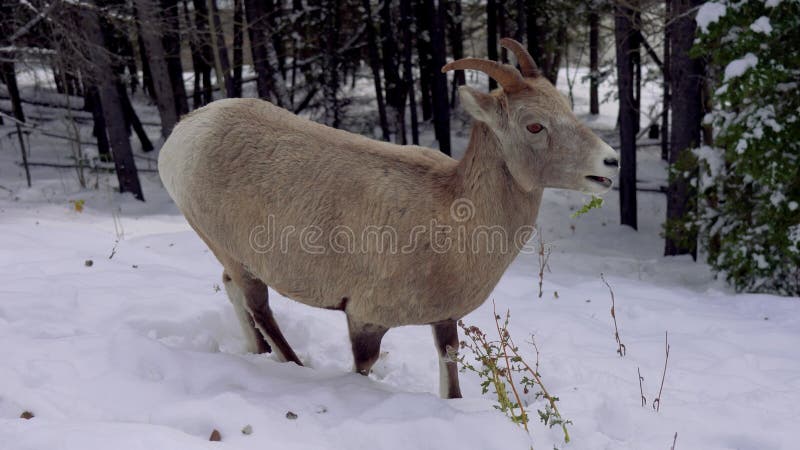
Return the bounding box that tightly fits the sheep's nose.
[603,157,619,168]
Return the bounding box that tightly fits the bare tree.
[135,0,178,137]
[664,0,702,257]
[615,2,637,229]
[79,1,144,200]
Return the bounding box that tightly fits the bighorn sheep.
[158,38,618,399]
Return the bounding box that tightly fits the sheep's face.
[458,78,619,194]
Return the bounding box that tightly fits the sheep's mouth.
[586,175,613,188]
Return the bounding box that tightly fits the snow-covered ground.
[1,67,799,450]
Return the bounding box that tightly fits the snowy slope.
[2,67,799,450]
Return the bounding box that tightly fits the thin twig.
[670,432,678,449]
[653,331,670,412]
[601,273,626,356]
[638,367,647,406]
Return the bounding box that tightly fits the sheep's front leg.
[347,316,388,375]
[432,320,462,399]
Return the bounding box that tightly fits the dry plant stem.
[493,300,529,432]
[537,230,550,298]
[653,331,670,412]
[638,367,647,407]
[670,432,678,449]
[506,332,571,443]
[601,273,626,356]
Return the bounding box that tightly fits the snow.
[749,16,773,34]
[696,2,727,33]
[724,53,758,82]
[2,65,800,450]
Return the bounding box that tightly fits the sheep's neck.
[454,121,543,239]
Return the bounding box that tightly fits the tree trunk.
[632,3,641,134]
[244,0,273,100]
[1,60,31,187]
[119,85,155,152]
[415,0,434,121]
[322,0,341,127]
[193,0,214,105]
[664,0,702,258]
[380,0,407,143]
[487,0,498,90]
[135,0,178,137]
[84,86,111,160]
[232,0,244,97]
[615,3,637,229]
[497,0,508,63]
[210,0,234,97]
[161,0,189,114]
[447,0,465,107]
[80,2,144,201]
[661,0,670,161]
[589,9,599,115]
[401,0,420,144]
[429,0,450,155]
[363,0,391,141]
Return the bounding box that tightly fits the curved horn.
[499,38,540,78]
[441,58,527,93]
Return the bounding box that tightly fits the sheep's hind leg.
[432,319,462,399]
[225,269,303,366]
[347,316,388,375]
[223,272,271,354]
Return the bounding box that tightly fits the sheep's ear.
[458,86,499,124]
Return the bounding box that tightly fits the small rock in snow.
[286,411,298,420]
[241,424,253,435]
[209,429,221,441]
[20,411,34,419]
[84,259,93,267]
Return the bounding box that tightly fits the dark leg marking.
[432,319,463,399]
[347,315,388,376]
[239,276,302,366]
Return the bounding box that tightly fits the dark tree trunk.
[415,0,434,121]
[497,0,508,63]
[632,3,641,134]
[487,0,498,90]
[161,0,189,114]
[664,0,702,258]
[447,0,465,107]
[232,0,244,97]
[429,0,450,155]
[119,85,155,152]
[615,3,637,229]
[135,0,178,137]
[401,0,420,144]
[193,0,214,105]
[244,0,273,100]
[84,86,111,160]
[363,0,391,141]
[1,60,31,187]
[210,0,234,97]
[589,9,599,115]
[661,0,670,161]
[322,0,341,127]
[137,31,156,100]
[380,0,407,143]
[80,2,144,201]
[514,0,524,41]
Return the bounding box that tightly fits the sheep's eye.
[526,123,544,134]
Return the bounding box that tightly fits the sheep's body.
[160,98,539,328]
[159,39,618,398]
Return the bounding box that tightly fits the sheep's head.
[442,38,619,194]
